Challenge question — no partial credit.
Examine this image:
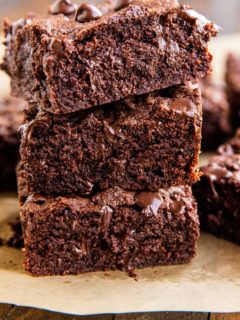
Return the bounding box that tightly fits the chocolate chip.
[49,0,77,15]
[48,38,65,57]
[114,0,133,11]
[75,3,102,23]
[135,192,162,216]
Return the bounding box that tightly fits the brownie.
[19,182,199,276]
[2,0,217,114]
[218,129,240,155]
[20,83,202,196]
[226,53,240,129]
[5,218,23,249]
[200,79,231,151]
[193,154,240,245]
[0,97,24,190]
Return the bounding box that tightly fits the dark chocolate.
[114,0,133,11]
[75,4,102,23]
[49,0,77,16]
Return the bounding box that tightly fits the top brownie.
[2,0,217,114]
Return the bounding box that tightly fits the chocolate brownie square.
[226,53,240,129]
[2,0,217,114]
[0,97,24,190]
[20,83,202,196]
[19,179,199,276]
[218,129,240,155]
[193,154,240,245]
[200,79,231,151]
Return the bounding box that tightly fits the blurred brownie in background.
[200,79,231,151]
[218,128,240,155]
[226,53,240,129]
[193,154,240,245]
[0,97,24,190]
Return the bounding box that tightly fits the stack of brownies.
[1,0,218,276]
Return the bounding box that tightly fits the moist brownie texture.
[20,83,202,196]
[218,129,240,155]
[2,0,217,114]
[0,97,24,190]
[19,180,199,276]
[200,79,231,151]
[193,154,240,245]
[226,53,240,129]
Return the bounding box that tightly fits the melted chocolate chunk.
[170,199,186,214]
[135,192,162,216]
[21,121,48,149]
[202,162,233,198]
[114,0,133,11]
[49,0,77,15]
[170,98,195,116]
[101,206,113,231]
[103,121,125,143]
[75,4,102,23]
[48,38,65,58]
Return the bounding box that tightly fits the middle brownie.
[20,83,202,196]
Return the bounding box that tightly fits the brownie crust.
[20,183,199,276]
[20,83,202,196]
[2,0,217,114]
[193,154,240,245]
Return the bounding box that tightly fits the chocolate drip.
[49,0,77,15]
[114,0,133,11]
[75,4,102,23]
[135,192,162,216]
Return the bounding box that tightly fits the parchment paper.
[0,193,239,315]
[0,34,240,315]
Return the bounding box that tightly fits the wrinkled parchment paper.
[0,34,239,315]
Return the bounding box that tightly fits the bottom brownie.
[193,154,240,245]
[19,184,199,276]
